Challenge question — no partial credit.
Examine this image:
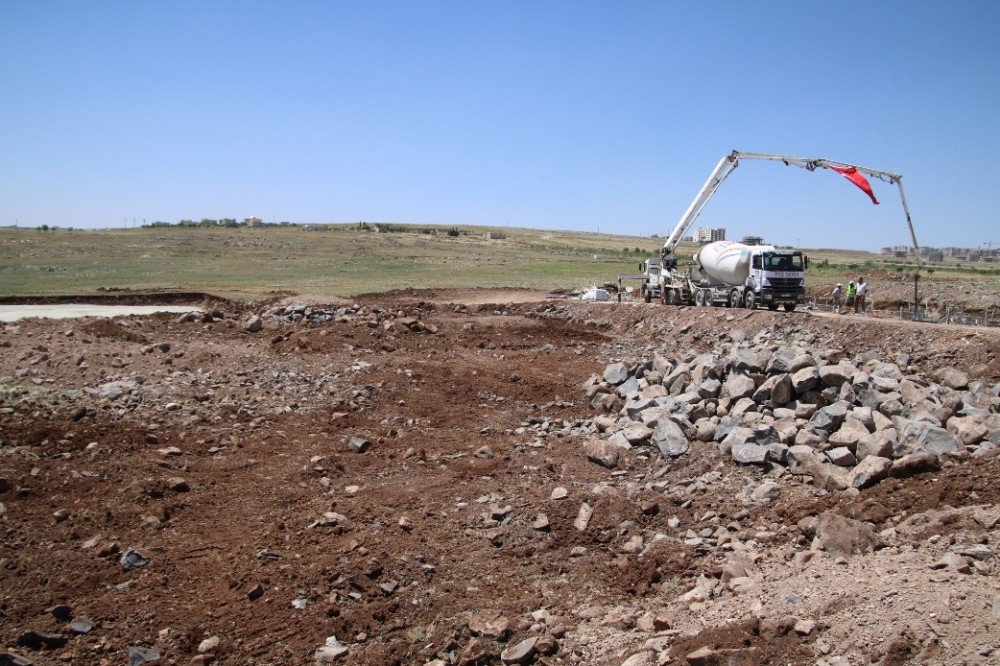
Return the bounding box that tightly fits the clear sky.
[2,1,998,250]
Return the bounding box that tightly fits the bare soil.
[1,290,998,665]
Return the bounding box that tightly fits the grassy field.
[1,225,997,300]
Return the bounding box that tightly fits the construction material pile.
[584,333,1000,491]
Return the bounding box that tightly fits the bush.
[447,228,460,237]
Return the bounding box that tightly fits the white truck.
[640,150,921,309]
[641,241,806,310]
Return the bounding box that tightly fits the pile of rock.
[247,303,439,334]
[584,338,1000,491]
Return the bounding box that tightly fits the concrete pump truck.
[640,150,921,310]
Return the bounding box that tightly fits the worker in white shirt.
[832,283,843,310]
[855,276,868,313]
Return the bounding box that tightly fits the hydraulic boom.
[661,150,921,265]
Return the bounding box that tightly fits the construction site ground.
[1,289,998,665]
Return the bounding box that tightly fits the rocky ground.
[1,289,999,666]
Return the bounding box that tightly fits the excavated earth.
[1,289,999,666]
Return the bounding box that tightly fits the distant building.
[484,232,507,240]
[740,235,764,246]
[244,216,264,228]
[927,250,944,262]
[695,227,726,243]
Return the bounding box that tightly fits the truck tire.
[666,289,678,305]
[768,303,778,311]
[729,289,740,308]
[744,291,756,310]
[784,303,796,312]
[695,290,705,306]
[644,289,651,303]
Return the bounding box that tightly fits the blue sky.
[1,1,997,250]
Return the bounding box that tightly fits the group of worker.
[831,276,868,314]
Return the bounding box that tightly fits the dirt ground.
[1,289,998,665]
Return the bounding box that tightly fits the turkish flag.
[830,165,879,205]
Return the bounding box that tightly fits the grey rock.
[714,415,745,442]
[956,544,994,561]
[243,315,263,333]
[603,363,629,385]
[750,481,781,502]
[894,423,961,458]
[347,436,370,453]
[946,415,988,446]
[621,423,653,444]
[119,548,149,571]
[500,636,538,665]
[791,366,820,394]
[724,372,756,400]
[652,419,689,457]
[697,378,722,399]
[68,615,94,634]
[767,346,800,373]
[129,647,162,666]
[585,438,621,468]
[814,511,878,556]
[935,366,969,390]
[827,417,870,450]
[810,401,849,433]
[851,456,892,489]
[616,376,640,398]
[856,429,896,461]
[826,447,857,467]
[819,364,853,388]
[314,636,350,663]
[731,441,769,465]
[729,348,762,374]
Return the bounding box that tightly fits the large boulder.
[856,429,896,461]
[851,456,892,489]
[894,422,962,458]
[819,364,854,388]
[585,439,621,468]
[724,373,756,400]
[753,374,792,405]
[603,363,629,385]
[814,511,879,556]
[827,417,870,451]
[934,366,969,390]
[791,366,820,394]
[946,415,988,446]
[651,419,689,457]
[810,401,850,433]
[729,348,762,374]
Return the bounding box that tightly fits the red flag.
[829,165,879,205]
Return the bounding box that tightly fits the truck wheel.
[744,291,756,310]
[666,289,678,305]
[784,303,796,312]
[644,289,651,303]
[729,290,740,308]
[768,303,778,311]
[695,290,705,306]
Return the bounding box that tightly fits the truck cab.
[750,250,806,310]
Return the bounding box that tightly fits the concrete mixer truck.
[640,241,805,310]
[640,150,922,310]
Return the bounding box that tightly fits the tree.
[447,227,460,237]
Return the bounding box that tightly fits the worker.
[856,276,868,313]
[845,281,857,314]
[832,283,843,310]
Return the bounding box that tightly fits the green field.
[1,225,996,300]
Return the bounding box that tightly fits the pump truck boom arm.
[661,150,921,264]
